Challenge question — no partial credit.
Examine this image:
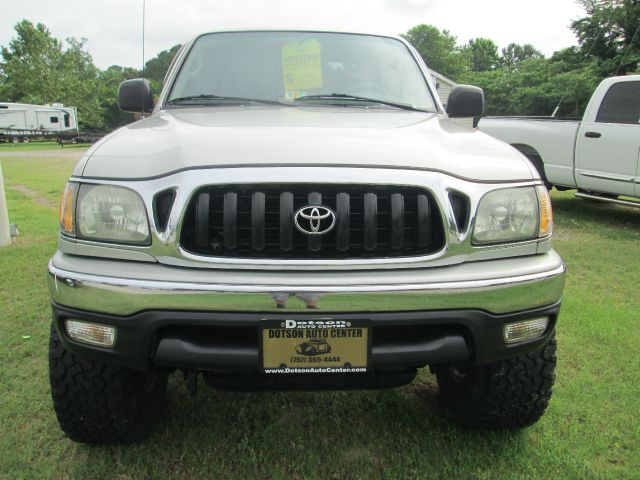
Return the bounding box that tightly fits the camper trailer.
[0,102,78,142]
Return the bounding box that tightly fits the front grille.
[179,184,445,259]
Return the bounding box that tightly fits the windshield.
[167,32,437,111]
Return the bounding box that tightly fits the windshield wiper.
[167,95,289,106]
[295,93,429,112]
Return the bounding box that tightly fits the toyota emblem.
[294,205,336,236]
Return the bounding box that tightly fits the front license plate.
[261,319,369,374]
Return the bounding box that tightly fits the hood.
[77,106,534,182]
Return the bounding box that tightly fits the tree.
[499,43,544,68]
[464,38,500,72]
[463,52,600,117]
[144,44,181,89]
[98,65,141,130]
[58,38,104,130]
[0,20,104,130]
[571,0,640,75]
[401,24,469,79]
[0,20,63,103]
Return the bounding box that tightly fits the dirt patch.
[11,184,55,209]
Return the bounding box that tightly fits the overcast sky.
[1,0,586,70]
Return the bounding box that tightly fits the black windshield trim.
[167,95,292,107]
[295,94,432,112]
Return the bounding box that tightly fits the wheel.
[48,322,168,444]
[435,335,557,429]
[524,153,552,190]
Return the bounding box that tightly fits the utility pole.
[0,161,12,246]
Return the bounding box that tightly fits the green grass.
[1,153,639,479]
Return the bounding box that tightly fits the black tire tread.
[436,336,557,429]
[49,322,167,444]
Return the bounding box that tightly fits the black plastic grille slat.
[195,193,210,247]
[364,193,377,251]
[308,192,322,252]
[417,194,430,248]
[279,192,293,251]
[390,193,404,250]
[251,192,265,250]
[181,185,445,259]
[335,192,350,252]
[223,192,237,249]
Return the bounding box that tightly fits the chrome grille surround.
[61,166,548,271]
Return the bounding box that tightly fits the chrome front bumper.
[48,250,566,316]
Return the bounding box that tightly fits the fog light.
[65,320,116,348]
[503,317,549,344]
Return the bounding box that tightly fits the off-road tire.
[436,335,556,429]
[49,322,168,444]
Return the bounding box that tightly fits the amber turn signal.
[536,186,553,237]
[59,182,77,236]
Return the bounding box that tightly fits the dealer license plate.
[261,319,369,374]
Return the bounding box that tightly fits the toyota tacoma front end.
[48,30,565,444]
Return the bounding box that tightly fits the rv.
[0,102,78,142]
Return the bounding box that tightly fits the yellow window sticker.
[282,39,323,99]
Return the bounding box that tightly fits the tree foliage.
[98,65,142,129]
[401,24,469,79]
[572,0,640,75]
[144,44,181,92]
[462,54,599,117]
[0,21,64,105]
[0,20,103,130]
[59,38,104,130]
[463,38,500,72]
[399,15,620,118]
[499,43,545,68]
[0,21,183,131]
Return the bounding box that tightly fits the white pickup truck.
[480,75,640,207]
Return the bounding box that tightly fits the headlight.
[75,184,150,244]
[473,186,549,245]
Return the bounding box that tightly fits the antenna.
[141,0,146,117]
[551,25,603,117]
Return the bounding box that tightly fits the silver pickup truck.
[480,75,640,207]
[48,30,565,444]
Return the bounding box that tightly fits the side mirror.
[446,85,484,118]
[118,78,154,113]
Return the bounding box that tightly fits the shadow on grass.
[71,374,526,478]
[551,191,640,236]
